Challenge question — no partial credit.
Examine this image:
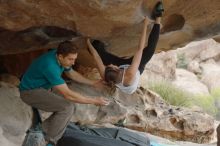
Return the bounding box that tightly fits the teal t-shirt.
[19,49,69,91]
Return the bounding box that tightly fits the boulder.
[0,0,220,55]
[140,50,177,88]
[200,62,220,91]
[172,69,209,95]
[0,82,32,146]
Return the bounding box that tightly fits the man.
[19,41,109,146]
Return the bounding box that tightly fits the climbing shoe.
[151,1,164,20]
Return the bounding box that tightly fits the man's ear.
[57,54,63,59]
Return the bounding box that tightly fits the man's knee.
[61,101,74,114]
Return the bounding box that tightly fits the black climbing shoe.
[151,1,164,20]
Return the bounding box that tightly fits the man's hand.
[94,97,110,106]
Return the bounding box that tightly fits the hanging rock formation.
[0,0,219,55]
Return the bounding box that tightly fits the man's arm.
[86,38,105,79]
[53,83,109,106]
[124,17,148,84]
[65,69,95,86]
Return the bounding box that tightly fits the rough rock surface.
[0,82,32,146]
[0,71,216,145]
[140,50,177,87]
[0,0,219,55]
[0,79,215,144]
[61,81,215,143]
[172,69,210,95]
[200,63,220,91]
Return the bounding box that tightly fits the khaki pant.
[20,88,74,144]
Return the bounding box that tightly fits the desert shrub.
[176,53,188,69]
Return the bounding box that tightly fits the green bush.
[148,81,192,107]
[195,88,220,120]
[191,88,220,117]
[211,88,220,101]
[176,53,188,69]
[212,88,220,119]
[148,81,220,118]
[191,94,217,116]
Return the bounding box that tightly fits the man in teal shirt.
[19,41,109,146]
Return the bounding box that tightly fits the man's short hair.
[57,41,78,57]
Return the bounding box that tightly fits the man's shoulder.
[38,49,57,64]
[43,49,57,58]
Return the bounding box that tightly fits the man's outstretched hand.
[94,97,110,106]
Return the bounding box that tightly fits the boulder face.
[1,77,213,144]
[0,82,32,146]
[0,0,220,55]
[0,79,216,145]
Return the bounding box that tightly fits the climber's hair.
[105,66,121,84]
